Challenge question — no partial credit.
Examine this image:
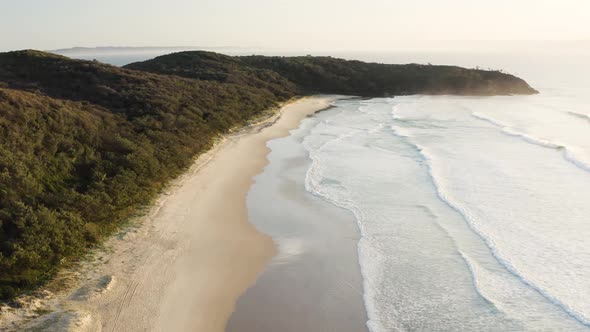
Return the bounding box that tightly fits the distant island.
[50,46,249,54]
[0,50,537,299]
[49,46,255,66]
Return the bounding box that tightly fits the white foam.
[394,127,590,326]
[568,111,590,123]
[472,112,590,173]
[397,99,590,327]
[302,96,590,331]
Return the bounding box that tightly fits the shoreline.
[227,103,369,331]
[155,95,344,331]
[1,95,342,331]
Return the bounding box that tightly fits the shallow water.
[304,94,590,331]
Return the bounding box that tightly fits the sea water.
[301,53,590,331]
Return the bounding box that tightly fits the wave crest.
[472,112,590,173]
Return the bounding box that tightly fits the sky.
[2,0,590,52]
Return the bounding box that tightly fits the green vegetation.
[0,50,536,298]
[125,51,298,98]
[238,55,538,96]
[0,50,288,298]
[128,51,537,96]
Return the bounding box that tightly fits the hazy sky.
[2,0,589,52]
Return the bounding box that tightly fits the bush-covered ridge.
[239,55,538,96]
[124,51,298,99]
[0,50,536,298]
[126,51,538,96]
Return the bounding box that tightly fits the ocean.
[300,51,590,331]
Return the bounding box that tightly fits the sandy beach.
[3,95,341,331]
[153,95,343,331]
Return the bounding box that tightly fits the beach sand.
[9,95,342,331]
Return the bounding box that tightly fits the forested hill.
[126,51,538,96]
[0,49,536,299]
[0,50,289,298]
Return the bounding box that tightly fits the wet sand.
[227,106,369,331]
